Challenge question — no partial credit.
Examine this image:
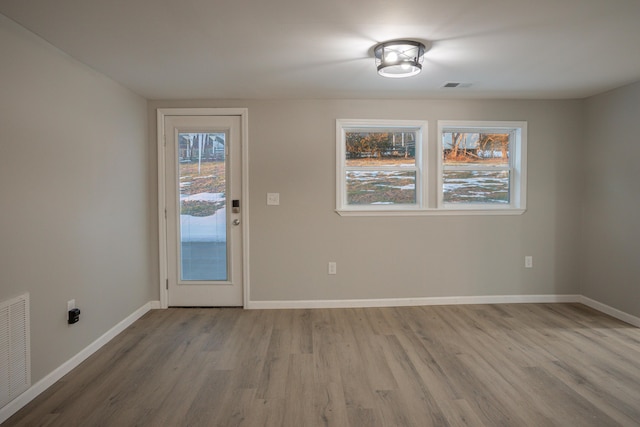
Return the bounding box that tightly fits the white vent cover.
[0,293,31,409]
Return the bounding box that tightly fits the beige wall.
[582,81,640,318]
[149,98,584,302]
[0,15,154,382]
[2,5,637,407]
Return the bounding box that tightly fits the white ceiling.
[2,0,640,100]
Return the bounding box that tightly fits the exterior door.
[164,115,243,306]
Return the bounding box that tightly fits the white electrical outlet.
[525,256,533,268]
[328,262,337,275]
[266,193,280,205]
[67,299,76,317]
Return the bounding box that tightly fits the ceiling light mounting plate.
[374,40,426,78]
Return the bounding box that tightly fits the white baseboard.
[248,294,638,328]
[0,300,161,424]
[246,294,581,310]
[579,296,640,327]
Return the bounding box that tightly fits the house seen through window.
[336,119,526,215]
[438,121,527,211]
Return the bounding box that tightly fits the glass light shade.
[374,40,426,78]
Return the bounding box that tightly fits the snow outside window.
[336,119,527,216]
[336,120,427,213]
[437,121,527,211]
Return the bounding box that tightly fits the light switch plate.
[267,193,280,205]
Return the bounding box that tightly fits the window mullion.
[443,165,510,171]
[345,166,418,172]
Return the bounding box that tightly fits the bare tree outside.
[345,130,417,204]
[442,132,511,204]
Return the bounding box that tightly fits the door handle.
[232,219,240,226]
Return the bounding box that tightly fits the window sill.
[336,208,526,217]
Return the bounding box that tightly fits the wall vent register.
[0,293,31,409]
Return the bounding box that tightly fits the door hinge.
[166,279,169,290]
[164,208,167,219]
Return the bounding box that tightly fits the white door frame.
[157,108,250,309]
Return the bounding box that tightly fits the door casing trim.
[157,108,250,309]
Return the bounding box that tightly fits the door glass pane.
[178,132,227,281]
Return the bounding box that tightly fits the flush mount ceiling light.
[374,40,426,78]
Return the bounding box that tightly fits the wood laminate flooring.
[4,303,640,426]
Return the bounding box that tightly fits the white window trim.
[336,119,527,216]
[437,120,527,213]
[336,119,428,214]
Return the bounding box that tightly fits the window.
[336,119,427,212]
[438,121,527,211]
[336,119,526,215]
